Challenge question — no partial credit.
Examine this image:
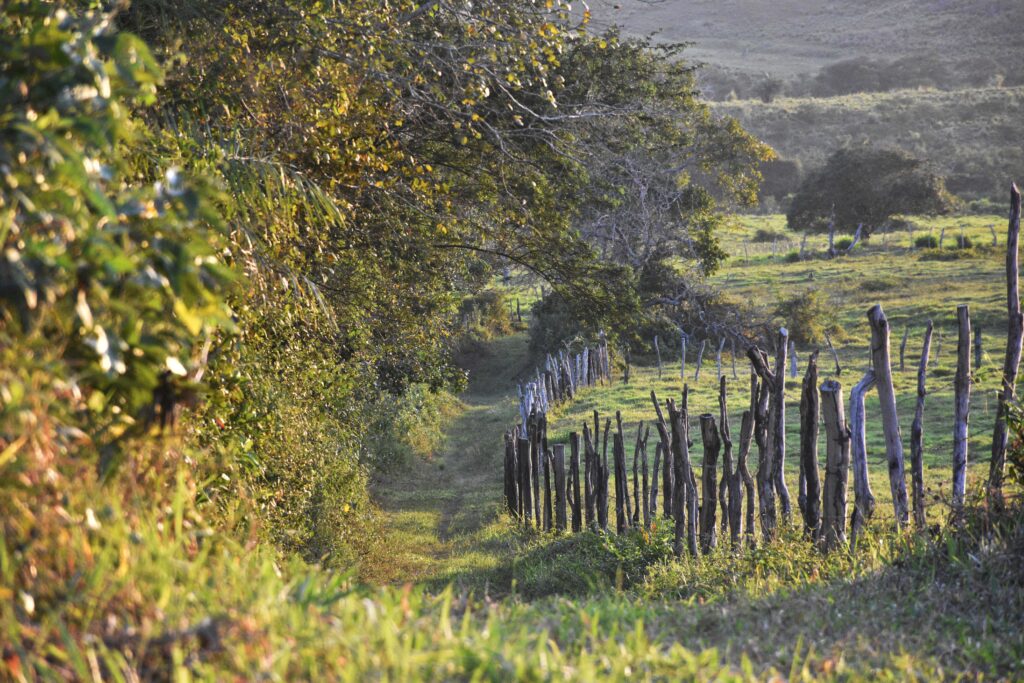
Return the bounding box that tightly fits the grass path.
[370,332,530,589]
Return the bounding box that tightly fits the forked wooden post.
[867,305,909,530]
[990,183,1023,510]
[952,304,971,515]
[850,370,877,553]
[820,380,850,551]
[650,391,674,519]
[719,376,742,548]
[910,321,933,529]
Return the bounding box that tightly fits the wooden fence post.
[668,396,698,557]
[699,413,721,553]
[800,351,822,538]
[825,332,842,376]
[718,377,742,547]
[953,304,971,516]
[600,416,611,532]
[899,325,910,372]
[650,442,662,518]
[695,339,707,382]
[910,321,933,530]
[554,445,567,532]
[850,370,877,553]
[632,423,644,526]
[820,379,850,551]
[867,305,910,530]
[789,340,798,378]
[749,328,792,526]
[654,335,663,379]
[990,183,1023,510]
[641,434,651,529]
[650,391,674,519]
[518,431,532,527]
[543,447,553,532]
[505,430,519,517]
[680,331,687,381]
[747,356,775,540]
[570,432,582,533]
[738,370,758,545]
[583,423,594,529]
[731,338,739,379]
[716,338,726,381]
[974,325,983,369]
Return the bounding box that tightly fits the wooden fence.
[502,183,1023,555]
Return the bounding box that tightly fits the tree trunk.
[800,351,822,538]
[570,432,582,533]
[910,322,933,530]
[819,379,850,551]
[990,183,1023,511]
[850,370,877,553]
[952,304,971,516]
[867,304,909,530]
[699,414,721,552]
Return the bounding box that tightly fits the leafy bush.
[915,234,939,248]
[774,289,837,345]
[954,234,975,249]
[784,250,802,263]
[458,290,515,343]
[752,227,787,243]
[835,236,855,250]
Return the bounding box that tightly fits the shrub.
[752,227,787,243]
[835,236,855,250]
[784,250,802,263]
[862,276,901,292]
[915,234,939,248]
[954,234,974,249]
[775,289,837,345]
[458,290,514,342]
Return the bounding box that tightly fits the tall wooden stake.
[820,380,850,551]
[910,321,933,530]
[990,183,1023,510]
[799,351,822,538]
[952,304,971,516]
[867,305,909,530]
[850,370,877,553]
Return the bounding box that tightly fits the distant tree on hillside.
[757,75,784,103]
[786,148,957,235]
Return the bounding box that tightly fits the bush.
[954,234,975,249]
[458,290,515,342]
[752,227,787,243]
[835,236,855,250]
[784,250,802,263]
[775,289,838,345]
[915,234,939,248]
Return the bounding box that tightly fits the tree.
[786,147,957,235]
[757,75,784,103]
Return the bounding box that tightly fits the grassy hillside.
[590,0,1024,79]
[715,87,1024,201]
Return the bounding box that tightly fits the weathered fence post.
[974,325,983,369]
[554,445,567,532]
[749,328,792,527]
[800,351,822,539]
[668,395,698,557]
[731,338,739,380]
[910,321,933,530]
[867,305,909,530]
[570,432,582,533]
[543,447,553,532]
[850,370,877,553]
[518,431,533,527]
[953,304,971,516]
[583,423,597,530]
[695,339,707,382]
[650,442,662,518]
[820,379,850,551]
[699,413,721,552]
[599,416,611,532]
[632,423,644,526]
[748,358,775,540]
[789,340,798,378]
[738,371,758,545]
[654,335,663,379]
[899,325,910,372]
[718,377,742,547]
[825,332,842,376]
[990,183,1023,511]
[613,429,627,534]
[716,338,726,381]
[505,430,519,517]
[651,391,674,519]
[680,331,687,381]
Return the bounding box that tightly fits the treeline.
[0,0,768,594]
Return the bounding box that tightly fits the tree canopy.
[786,147,957,235]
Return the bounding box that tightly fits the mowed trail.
[370,332,530,588]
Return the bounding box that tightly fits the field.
[359,212,1024,678]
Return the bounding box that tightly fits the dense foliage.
[787,147,957,235]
